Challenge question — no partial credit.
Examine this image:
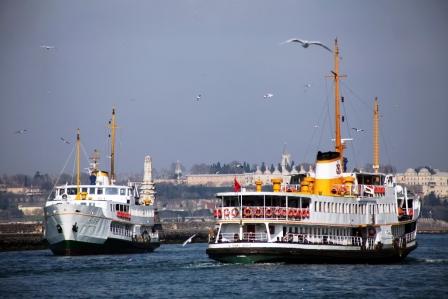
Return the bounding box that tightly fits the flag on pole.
[233,177,241,192]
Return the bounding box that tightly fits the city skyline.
[1,1,447,175]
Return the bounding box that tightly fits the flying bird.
[40,45,55,50]
[60,137,71,144]
[283,38,332,53]
[182,233,197,246]
[263,93,274,99]
[352,127,364,132]
[313,125,319,128]
[196,94,202,101]
[14,129,28,134]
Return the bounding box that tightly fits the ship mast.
[76,128,81,200]
[109,108,117,183]
[373,97,380,173]
[332,39,344,163]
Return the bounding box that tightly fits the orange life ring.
[255,207,263,217]
[295,209,302,218]
[231,208,239,217]
[281,208,287,217]
[265,207,273,217]
[288,209,295,218]
[331,186,338,194]
[243,207,252,218]
[224,208,230,217]
[274,208,281,217]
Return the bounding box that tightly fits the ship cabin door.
[244,224,256,241]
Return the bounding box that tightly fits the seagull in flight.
[182,233,197,246]
[313,124,319,128]
[196,94,202,101]
[263,93,274,99]
[60,137,71,144]
[14,129,28,134]
[40,45,55,50]
[283,38,332,53]
[352,127,365,132]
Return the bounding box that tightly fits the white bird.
[313,124,319,128]
[60,137,71,144]
[283,38,332,53]
[304,83,312,89]
[182,233,197,246]
[263,93,274,99]
[196,94,202,101]
[352,127,364,132]
[14,129,28,134]
[40,45,55,50]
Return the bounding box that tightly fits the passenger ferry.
[44,109,160,255]
[206,40,420,263]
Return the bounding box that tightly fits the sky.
[1,0,447,175]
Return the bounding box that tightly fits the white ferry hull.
[44,204,160,256]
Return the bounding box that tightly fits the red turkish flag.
[233,177,241,192]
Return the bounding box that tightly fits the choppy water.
[0,234,447,298]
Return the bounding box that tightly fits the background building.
[396,168,448,198]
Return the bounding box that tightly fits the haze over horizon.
[1,0,447,175]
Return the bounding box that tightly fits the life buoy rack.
[224,208,230,217]
[243,207,252,218]
[255,207,263,217]
[231,208,239,217]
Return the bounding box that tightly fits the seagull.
[313,125,319,128]
[60,137,71,144]
[14,129,28,134]
[283,38,332,53]
[40,45,55,50]
[196,94,202,101]
[182,233,197,246]
[263,93,274,99]
[352,127,364,132]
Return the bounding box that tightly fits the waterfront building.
[396,168,448,198]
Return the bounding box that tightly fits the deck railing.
[280,233,364,247]
[218,232,268,243]
[213,206,310,221]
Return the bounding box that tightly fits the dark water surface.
[0,234,447,298]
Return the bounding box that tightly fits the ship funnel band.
[316,151,340,162]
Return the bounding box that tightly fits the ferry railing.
[218,232,268,243]
[214,206,310,221]
[280,233,363,247]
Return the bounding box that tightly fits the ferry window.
[120,188,126,196]
[224,196,238,207]
[97,188,103,195]
[82,187,88,193]
[301,197,311,208]
[319,202,322,212]
[288,197,299,208]
[67,188,77,195]
[116,204,119,211]
[295,227,298,234]
[289,227,292,233]
[59,189,65,195]
[355,205,358,214]
[89,188,95,194]
[106,188,118,195]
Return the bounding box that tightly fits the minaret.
[174,160,182,183]
[140,155,156,205]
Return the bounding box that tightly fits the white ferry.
[44,109,160,255]
[206,40,420,263]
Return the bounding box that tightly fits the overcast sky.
[1,0,447,175]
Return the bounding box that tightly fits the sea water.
[0,234,447,298]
